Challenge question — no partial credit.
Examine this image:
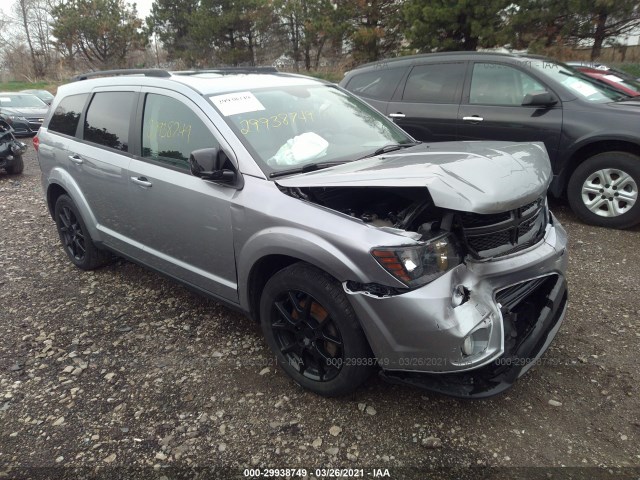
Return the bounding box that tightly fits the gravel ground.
[1,148,639,479]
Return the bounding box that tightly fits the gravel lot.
[1,148,639,479]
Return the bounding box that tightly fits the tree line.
[1,0,639,81]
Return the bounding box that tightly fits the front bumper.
[345,214,568,398]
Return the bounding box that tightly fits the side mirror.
[522,91,558,107]
[190,147,237,185]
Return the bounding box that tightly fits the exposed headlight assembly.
[371,233,462,288]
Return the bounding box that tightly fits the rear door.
[457,62,563,163]
[385,61,466,142]
[341,65,408,113]
[62,89,140,256]
[126,89,238,302]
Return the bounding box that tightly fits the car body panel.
[276,141,551,214]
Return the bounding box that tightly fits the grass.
[0,81,59,93]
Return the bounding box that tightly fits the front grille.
[456,196,547,259]
[496,276,549,311]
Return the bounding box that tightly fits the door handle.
[389,113,405,118]
[131,176,152,188]
[462,116,484,122]
[68,154,83,165]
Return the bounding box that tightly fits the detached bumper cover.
[380,274,567,398]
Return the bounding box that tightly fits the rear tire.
[54,194,110,270]
[567,151,640,228]
[260,262,374,396]
[5,155,23,174]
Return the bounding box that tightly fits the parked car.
[571,69,640,97]
[565,61,640,82]
[20,89,55,105]
[0,92,49,136]
[36,68,568,398]
[341,52,640,228]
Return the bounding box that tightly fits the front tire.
[54,194,110,270]
[5,155,24,174]
[260,263,374,396]
[567,151,640,228]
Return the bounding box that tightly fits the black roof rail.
[72,69,172,82]
[173,66,278,76]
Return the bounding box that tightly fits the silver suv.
[36,68,568,398]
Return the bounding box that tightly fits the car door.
[385,62,466,142]
[457,62,563,163]
[341,65,408,113]
[127,89,238,302]
[63,89,140,256]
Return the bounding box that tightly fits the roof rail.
[173,66,278,76]
[72,69,172,82]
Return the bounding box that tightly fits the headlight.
[9,115,27,122]
[371,232,462,288]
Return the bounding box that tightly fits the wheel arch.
[45,169,102,242]
[561,139,640,195]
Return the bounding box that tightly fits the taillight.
[33,135,39,152]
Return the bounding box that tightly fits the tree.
[52,0,146,69]
[146,0,199,65]
[347,0,404,64]
[403,0,511,52]
[504,0,640,60]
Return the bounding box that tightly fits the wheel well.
[46,184,68,218]
[565,140,640,194]
[247,255,301,323]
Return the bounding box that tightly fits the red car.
[567,63,640,97]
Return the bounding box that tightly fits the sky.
[1,0,155,21]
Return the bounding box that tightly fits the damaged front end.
[276,143,568,398]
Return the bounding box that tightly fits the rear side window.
[141,93,218,170]
[345,67,405,101]
[402,63,466,104]
[48,94,88,136]
[84,92,134,152]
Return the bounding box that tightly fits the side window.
[345,67,405,101]
[141,94,218,170]
[48,94,88,136]
[402,63,466,103]
[84,92,134,151]
[469,63,545,106]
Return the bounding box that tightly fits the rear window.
[48,94,88,136]
[402,63,466,103]
[345,67,405,101]
[84,92,135,152]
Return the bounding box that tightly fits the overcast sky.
[1,0,155,21]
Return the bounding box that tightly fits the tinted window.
[402,63,466,103]
[48,94,88,136]
[142,94,218,170]
[470,63,545,106]
[84,92,134,151]
[345,67,405,100]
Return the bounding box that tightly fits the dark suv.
[340,52,640,228]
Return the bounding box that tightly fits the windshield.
[0,94,47,108]
[530,61,621,102]
[209,84,413,176]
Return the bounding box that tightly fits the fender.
[46,167,103,243]
[236,226,381,312]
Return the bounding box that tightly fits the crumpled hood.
[276,141,552,214]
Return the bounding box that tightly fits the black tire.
[5,155,24,174]
[260,262,374,396]
[567,151,640,229]
[54,194,110,270]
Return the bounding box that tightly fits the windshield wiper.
[269,161,347,178]
[357,141,421,160]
